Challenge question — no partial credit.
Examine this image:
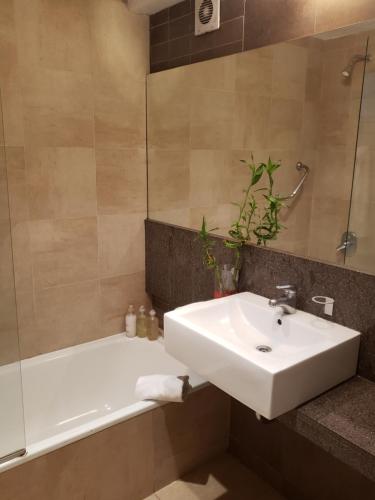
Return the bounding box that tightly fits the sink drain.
[256,345,272,353]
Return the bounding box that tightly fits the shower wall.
[307,33,368,264]
[0,0,149,358]
[346,34,375,274]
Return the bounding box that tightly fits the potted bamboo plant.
[199,156,285,298]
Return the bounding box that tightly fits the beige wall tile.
[153,385,230,490]
[235,47,273,96]
[14,290,35,358]
[190,88,235,150]
[94,76,146,149]
[30,217,98,289]
[148,150,190,212]
[1,0,148,359]
[272,43,308,101]
[149,208,191,228]
[189,55,236,91]
[148,68,191,150]
[1,81,24,146]
[22,68,94,148]
[98,213,145,278]
[10,221,33,293]
[267,98,303,150]
[0,0,18,86]
[96,148,146,215]
[100,271,150,335]
[189,150,225,209]
[0,101,4,147]
[37,0,92,74]
[0,286,19,365]
[5,146,29,223]
[20,280,102,358]
[89,0,149,82]
[26,147,97,220]
[190,204,237,236]
[232,94,270,150]
[0,218,16,292]
[0,410,154,500]
[314,149,354,200]
[0,155,10,222]
[301,101,320,150]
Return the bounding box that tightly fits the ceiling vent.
[195,0,220,36]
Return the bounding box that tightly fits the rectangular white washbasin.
[164,292,361,419]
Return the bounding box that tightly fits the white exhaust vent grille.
[195,0,220,36]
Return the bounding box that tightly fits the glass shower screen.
[0,88,26,463]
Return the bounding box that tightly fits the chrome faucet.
[269,285,297,314]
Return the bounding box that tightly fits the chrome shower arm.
[279,162,310,201]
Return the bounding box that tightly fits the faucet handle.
[276,284,296,297]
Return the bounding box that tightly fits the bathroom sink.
[164,292,361,419]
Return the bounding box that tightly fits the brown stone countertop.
[278,376,375,482]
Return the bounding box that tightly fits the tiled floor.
[145,453,286,499]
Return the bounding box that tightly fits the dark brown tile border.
[149,0,246,72]
[149,0,375,73]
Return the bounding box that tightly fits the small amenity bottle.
[147,309,159,341]
[136,305,147,338]
[125,305,136,338]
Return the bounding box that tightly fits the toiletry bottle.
[125,305,136,338]
[136,305,147,338]
[147,309,159,341]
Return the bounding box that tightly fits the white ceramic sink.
[164,292,361,419]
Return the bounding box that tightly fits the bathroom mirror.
[147,23,374,274]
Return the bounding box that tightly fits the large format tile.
[148,150,190,212]
[89,0,149,82]
[98,213,145,278]
[152,385,230,490]
[190,88,235,150]
[26,147,97,220]
[5,146,29,223]
[13,0,91,74]
[22,67,94,148]
[96,148,147,215]
[19,279,102,358]
[0,286,19,365]
[0,411,154,500]
[147,67,191,150]
[30,217,98,289]
[0,0,18,86]
[94,76,146,149]
[100,271,150,335]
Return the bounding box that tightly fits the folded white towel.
[135,374,191,403]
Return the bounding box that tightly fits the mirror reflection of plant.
[199,156,285,290]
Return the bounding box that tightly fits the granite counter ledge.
[278,376,375,482]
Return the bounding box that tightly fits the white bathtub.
[0,334,205,473]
